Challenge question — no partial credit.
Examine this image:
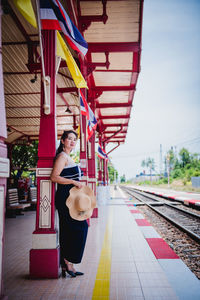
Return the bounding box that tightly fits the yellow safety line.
[92,208,113,300]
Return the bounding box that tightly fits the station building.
[0,0,143,298]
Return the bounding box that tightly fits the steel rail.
[121,186,200,244]
[128,188,200,219]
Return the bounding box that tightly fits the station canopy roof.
[2,0,143,145]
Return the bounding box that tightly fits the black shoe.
[66,269,76,278]
[75,271,84,276]
[61,268,66,278]
[66,264,76,278]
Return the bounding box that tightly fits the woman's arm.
[50,154,82,188]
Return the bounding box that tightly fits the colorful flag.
[97,145,108,160]
[14,0,37,28]
[40,0,88,56]
[87,105,97,141]
[57,32,87,88]
[80,90,89,118]
[79,91,97,141]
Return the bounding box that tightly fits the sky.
[107,0,200,180]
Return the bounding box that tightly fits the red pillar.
[0,6,9,297]
[79,89,88,186]
[102,143,107,186]
[29,30,59,278]
[88,100,98,218]
[98,136,103,186]
[98,157,102,185]
[106,159,109,185]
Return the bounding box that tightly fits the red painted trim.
[130,210,141,214]
[107,143,120,155]
[96,102,131,108]
[103,126,123,143]
[91,85,135,92]
[101,123,128,127]
[57,87,78,93]
[135,219,151,226]
[146,238,179,259]
[88,42,140,53]
[104,130,127,134]
[95,69,133,72]
[99,115,130,119]
[30,248,59,278]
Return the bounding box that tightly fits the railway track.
[120,186,200,279]
[121,186,200,243]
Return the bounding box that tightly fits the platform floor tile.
[3,185,198,299]
[129,213,144,219]
[158,259,200,300]
[139,226,161,238]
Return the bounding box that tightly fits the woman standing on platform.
[51,130,87,278]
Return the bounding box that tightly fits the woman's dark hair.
[55,130,78,159]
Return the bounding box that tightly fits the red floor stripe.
[130,210,140,214]
[185,199,200,204]
[146,238,179,259]
[135,219,151,226]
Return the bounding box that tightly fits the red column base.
[30,248,60,278]
[91,207,98,218]
[0,296,8,300]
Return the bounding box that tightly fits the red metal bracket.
[103,126,123,144]
[107,143,121,155]
[79,0,108,32]
[88,89,103,101]
[87,52,110,75]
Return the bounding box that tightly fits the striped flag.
[97,145,108,160]
[40,0,88,57]
[80,90,89,118]
[79,91,97,141]
[87,105,97,141]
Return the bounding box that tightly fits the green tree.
[141,158,155,183]
[120,174,126,183]
[12,141,38,173]
[167,148,175,170]
[108,162,118,183]
[179,148,190,168]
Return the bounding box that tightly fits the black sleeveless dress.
[55,160,88,266]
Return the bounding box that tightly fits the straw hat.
[66,186,96,221]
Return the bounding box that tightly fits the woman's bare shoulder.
[56,152,69,164]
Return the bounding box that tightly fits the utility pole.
[114,170,117,190]
[166,153,170,188]
[159,144,163,177]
